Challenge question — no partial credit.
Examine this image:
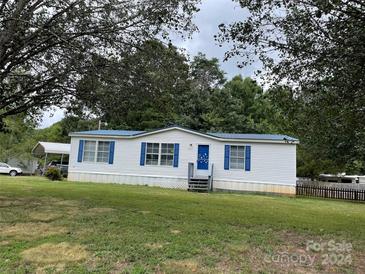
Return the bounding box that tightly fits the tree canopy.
[218,0,364,89]
[0,0,200,127]
[217,0,365,175]
[73,40,191,130]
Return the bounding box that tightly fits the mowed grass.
[0,176,364,273]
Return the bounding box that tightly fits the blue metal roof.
[73,130,145,136]
[71,126,298,142]
[207,132,298,141]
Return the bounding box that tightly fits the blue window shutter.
[140,142,146,166]
[173,143,179,167]
[77,140,84,162]
[224,145,230,170]
[108,141,115,164]
[245,145,251,171]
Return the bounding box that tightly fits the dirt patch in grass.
[140,210,151,215]
[65,207,82,216]
[0,196,81,212]
[21,242,89,265]
[110,260,131,274]
[0,196,41,207]
[162,259,200,273]
[214,243,257,273]
[34,263,66,274]
[25,204,81,221]
[0,223,67,240]
[84,255,102,272]
[276,230,319,247]
[0,240,10,246]
[72,227,97,239]
[53,199,81,207]
[29,212,63,222]
[353,250,365,274]
[215,259,247,273]
[170,229,181,235]
[38,204,81,216]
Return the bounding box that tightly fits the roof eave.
[69,131,299,144]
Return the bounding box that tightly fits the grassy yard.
[0,176,364,273]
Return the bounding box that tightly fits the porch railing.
[187,162,214,192]
[208,163,214,191]
[188,162,194,181]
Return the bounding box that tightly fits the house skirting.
[68,171,188,189]
[68,171,296,195]
[213,180,295,195]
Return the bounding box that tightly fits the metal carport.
[32,142,70,171]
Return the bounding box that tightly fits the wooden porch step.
[188,183,209,187]
[187,162,214,193]
[188,186,209,191]
[189,177,209,182]
[188,178,209,192]
[188,179,209,184]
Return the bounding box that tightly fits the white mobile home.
[68,126,298,194]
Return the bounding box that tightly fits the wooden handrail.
[188,162,194,181]
[209,163,214,191]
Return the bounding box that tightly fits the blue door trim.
[197,145,209,170]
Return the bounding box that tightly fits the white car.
[0,162,23,176]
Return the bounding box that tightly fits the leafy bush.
[44,167,62,181]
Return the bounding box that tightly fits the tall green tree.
[0,115,35,162]
[177,53,226,130]
[204,75,274,133]
[74,40,190,130]
[218,0,364,92]
[0,0,199,127]
[218,0,365,174]
[266,86,365,176]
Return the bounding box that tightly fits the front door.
[197,145,209,173]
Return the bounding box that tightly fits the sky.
[39,0,259,128]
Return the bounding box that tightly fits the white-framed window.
[145,143,174,166]
[146,143,160,165]
[83,141,97,162]
[230,145,245,169]
[83,140,110,163]
[97,141,110,163]
[161,143,174,166]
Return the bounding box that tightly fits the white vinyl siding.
[230,145,245,169]
[83,140,110,163]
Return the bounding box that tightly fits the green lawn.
[0,176,364,273]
